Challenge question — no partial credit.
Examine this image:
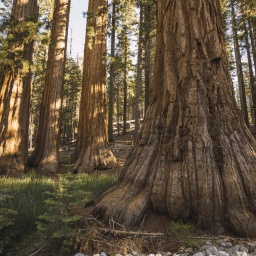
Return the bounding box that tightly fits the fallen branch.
[96,227,164,237]
[28,246,46,256]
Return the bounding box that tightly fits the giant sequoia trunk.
[0,0,38,175]
[28,0,70,172]
[94,0,256,237]
[72,0,116,173]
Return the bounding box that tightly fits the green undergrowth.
[170,220,196,248]
[0,171,118,255]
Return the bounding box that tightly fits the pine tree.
[108,0,117,143]
[230,0,249,126]
[61,57,82,149]
[0,0,39,175]
[28,0,71,173]
[72,0,116,173]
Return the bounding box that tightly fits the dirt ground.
[59,131,134,173]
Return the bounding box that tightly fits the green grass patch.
[0,171,118,255]
[74,173,118,199]
[0,173,56,254]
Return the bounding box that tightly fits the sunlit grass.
[72,172,118,199]
[0,172,56,248]
[0,171,118,254]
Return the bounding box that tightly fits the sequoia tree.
[94,0,256,237]
[0,0,38,175]
[72,0,116,173]
[28,0,70,172]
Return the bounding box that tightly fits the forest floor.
[18,131,256,256]
[58,131,134,174]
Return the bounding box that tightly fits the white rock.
[216,251,229,256]
[192,253,204,256]
[240,246,248,253]
[156,254,163,256]
[202,245,211,250]
[231,245,241,254]
[207,246,218,255]
[225,242,233,247]
[93,254,100,256]
[205,250,212,256]
[225,248,232,254]
[235,252,248,256]
[148,254,155,256]
[101,252,107,256]
[132,252,138,256]
[115,254,123,256]
[74,254,85,256]
[187,248,194,253]
[166,253,172,256]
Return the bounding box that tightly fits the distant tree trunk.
[244,21,256,126]
[108,1,116,143]
[144,2,151,113]
[230,0,249,126]
[72,0,116,173]
[117,84,120,136]
[0,0,38,175]
[28,0,70,173]
[94,0,256,237]
[144,0,156,113]
[248,20,256,75]
[122,25,128,135]
[134,1,143,140]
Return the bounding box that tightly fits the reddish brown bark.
[28,0,70,173]
[72,0,116,173]
[94,0,256,237]
[0,0,38,175]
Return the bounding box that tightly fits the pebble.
[192,253,204,256]
[74,239,256,256]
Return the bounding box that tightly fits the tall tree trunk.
[144,2,151,113]
[28,0,70,173]
[0,0,38,175]
[230,0,249,126]
[244,21,256,126]
[94,0,256,237]
[248,20,256,75]
[122,25,128,135]
[134,1,143,140]
[72,0,116,173]
[108,1,116,143]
